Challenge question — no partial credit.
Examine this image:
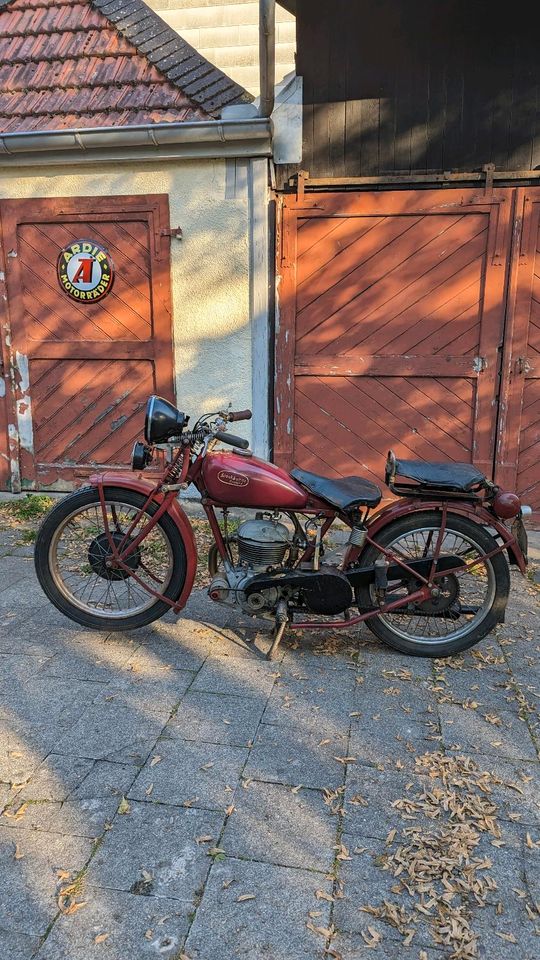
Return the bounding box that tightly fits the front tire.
[354,511,510,657]
[34,486,187,631]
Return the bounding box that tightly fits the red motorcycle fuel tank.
[202,452,309,509]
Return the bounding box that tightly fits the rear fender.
[368,498,527,574]
[88,472,198,611]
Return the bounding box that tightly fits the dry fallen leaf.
[495,932,517,943]
[150,756,162,767]
[316,889,334,903]
[237,894,256,902]
[94,933,110,944]
[13,843,24,860]
[63,901,87,916]
[117,796,130,815]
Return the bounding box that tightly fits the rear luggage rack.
[385,451,493,501]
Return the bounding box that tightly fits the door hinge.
[161,227,183,240]
[515,356,531,375]
[473,356,488,373]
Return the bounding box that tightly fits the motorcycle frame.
[88,443,526,628]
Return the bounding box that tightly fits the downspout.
[259,0,276,117]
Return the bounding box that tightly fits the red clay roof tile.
[0,0,251,132]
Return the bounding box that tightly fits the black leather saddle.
[391,457,486,492]
[291,468,382,511]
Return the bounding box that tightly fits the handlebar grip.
[228,409,252,422]
[215,431,250,450]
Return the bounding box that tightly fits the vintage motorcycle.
[34,396,530,659]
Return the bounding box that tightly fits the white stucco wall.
[0,158,260,443]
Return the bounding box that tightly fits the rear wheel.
[354,511,509,657]
[34,487,187,631]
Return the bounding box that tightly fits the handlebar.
[226,409,252,423]
[215,431,250,450]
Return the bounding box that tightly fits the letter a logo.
[72,257,94,285]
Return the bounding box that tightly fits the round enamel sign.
[57,239,114,302]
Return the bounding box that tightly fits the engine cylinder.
[237,518,289,570]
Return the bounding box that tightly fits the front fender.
[369,498,527,574]
[88,472,198,611]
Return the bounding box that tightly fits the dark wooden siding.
[296,0,540,179]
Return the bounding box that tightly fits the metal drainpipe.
[259,0,276,117]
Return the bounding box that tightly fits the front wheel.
[34,486,187,631]
[354,511,510,657]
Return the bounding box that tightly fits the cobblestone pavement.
[0,521,539,960]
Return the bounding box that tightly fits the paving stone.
[332,839,406,939]
[0,785,11,814]
[0,718,74,783]
[86,801,223,901]
[222,781,336,871]
[439,704,538,762]
[524,833,540,901]
[3,798,118,838]
[90,669,195,715]
[70,760,139,801]
[185,858,332,960]
[0,825,92,936]
[431,665,519,715]
[331,933,445,959]
[39,635,142,681]
[0,675,101,724]
[471,754,540,826]
[54,704,169,765]
[472,899,540,960]
[356,644,434,678]
[189,655,278,699]
[0,927,40,960]
[243,722,347,789]
[342,766,435,841]
[12,754,94,803]
[129,738,248,809]
[125,627,210,672]
[0,652,53,682]
[168,691,266,746]
[348,714,437,769]
[34,888,191,960]
[262,667,356,733]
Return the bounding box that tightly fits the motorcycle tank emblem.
[217,470,249,487]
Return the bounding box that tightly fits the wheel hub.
[417,574,459,614]
[88,532,141,581]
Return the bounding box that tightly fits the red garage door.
[0,195,175,491]
[275,187,539,522]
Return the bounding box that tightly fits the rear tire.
[354,511,510,658]
[34,486,187,632]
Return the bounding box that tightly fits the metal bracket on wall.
[288,169,309,203]
[160,227,183,240]
[483,163,495,197]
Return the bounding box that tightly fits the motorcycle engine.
[236,518,290,571]
[208,516,290,616]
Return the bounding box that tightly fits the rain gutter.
[0,118,272,167]
[259,0,276,117]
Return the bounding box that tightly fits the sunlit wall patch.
[57,240,114,302]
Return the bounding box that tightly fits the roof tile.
[0,0,252,133]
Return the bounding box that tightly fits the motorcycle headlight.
[144,396,187,444]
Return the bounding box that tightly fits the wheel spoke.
[368,522,496,645]
[49,498,174,620]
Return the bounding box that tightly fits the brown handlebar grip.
[228,409,252,422]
